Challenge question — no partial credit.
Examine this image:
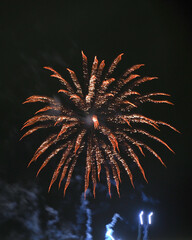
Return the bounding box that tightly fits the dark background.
[0,0,191,239]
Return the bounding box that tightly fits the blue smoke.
[0,180,93,240]
[76,191,92,240]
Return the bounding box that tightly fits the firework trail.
[137,224,142,240]
[143,212,153,240]
[76,191,92,240]
[21,51,179,197]
[137,211,144,240]
[85,208,92,240]
[105,213,122,240]
[137,211,153,240]
[143,224,149,240]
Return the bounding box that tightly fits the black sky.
[0,0,192,239]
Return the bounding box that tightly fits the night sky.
[1,0,192,239]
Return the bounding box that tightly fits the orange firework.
[21,51,179,198]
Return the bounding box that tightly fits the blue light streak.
[139,211,144,225]
[148,212,153,225]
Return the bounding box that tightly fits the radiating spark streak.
[142,143,166,167]
[105,93,114,97]
[115,74,140,95]
[36,144,66,177]
[139,93,174,105]
[121,100,137,107]
[120,116,132,127]
[104,163,112,198]
[35,106,55,114]
[21,51,178,197]
[27,134,57,167]
[58,153,75,189]
[57,123,77,139]
[58,89,70,95]
[99,126,119,152]
[48,142,74,192]
[132,129,175,153]
[58,88,86,110]
[106,146,121,182]
[74,129,87,153]
[124,91,141,96]
[96,60,105,86]
[87,138,97,198]
[122,64,145,78]
[123,114,160,130]
[120,114,160,130]
[84,137,92,197]
[142,92,171,97]
[67,68,83,96]
[86,75,97,108]
[101,78,115,90]
[91,158,97,198]
[102,143,121,196]
[124,142,148,183]
[81,51,89,82]
[149,100,174,105]
[91,56,98,78]
[155,121,180,133]
[113,150,134,188]
[111,164,120,197]
[131,76,158,89]
[124,74,140,84]
[69,94,82,100]
[20,124,51,140]
[23,95,55,104]
[21,115,57,130]
[94,137,103,181]
[54,116,78,126]
[64,142,85,196]
[44,66,74,92]
[105,53,124,79]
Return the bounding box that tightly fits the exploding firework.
[21,51,179,197]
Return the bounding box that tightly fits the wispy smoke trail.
[143,224,149,240]
[0,180,93,240]
[45,205,81,240]
[141,192,159,205]
[137,221,149,240]
[85,208,92,240]
[137,223,142,240]
[76,191,92,240]
[0,181,42,240]
[105,213,122,240]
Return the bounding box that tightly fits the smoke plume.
[0,180,93,240]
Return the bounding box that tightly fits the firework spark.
[21,51,179,197]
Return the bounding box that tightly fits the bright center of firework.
[84,115,93,126]
[92,115,99,129]
[84,114,99,129]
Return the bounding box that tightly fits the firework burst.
[21,51,179,198]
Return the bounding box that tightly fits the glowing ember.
[92,115,99,129]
